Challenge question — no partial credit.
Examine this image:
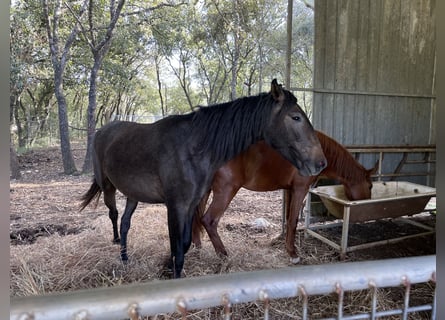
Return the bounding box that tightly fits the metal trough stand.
[304,181,436,259]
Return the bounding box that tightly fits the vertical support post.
[304,191,312,239]
[402,276,411,320]
[336,282,344,319]
[377,152,383,181]
[285,0,293,88]
[259,290,270,320]
[282,0,293,236]
[222,294,232,320]
[340,206,351,260]
[369,281,377,320]
[431,271,436,320]
[299,285,308,320]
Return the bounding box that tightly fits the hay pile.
[10,146,435,319]
[10,194,435,319]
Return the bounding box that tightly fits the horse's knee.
[202,214,217,232]
[201,214,211,228]
[108,209,118,220]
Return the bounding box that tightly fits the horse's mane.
[191,91,291,164]
[317,131,368,183]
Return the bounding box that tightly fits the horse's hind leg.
[191,190,211,248]
[119,198,138,262]
[202,185,239,256]
[103,181,120,243]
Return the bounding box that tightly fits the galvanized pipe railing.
[10,255,436,320]
[345,145,436,183]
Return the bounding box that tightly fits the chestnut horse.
[192,131,374,263]
[79,80,326,278]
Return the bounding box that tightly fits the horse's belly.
[109,174,165,204]
[244,176,291,191]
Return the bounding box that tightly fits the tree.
[11,0,315,167]
[10,145,21,180]
[11,1,53,149]
[77,0,126,173]
[154,49,167,116]
[150,3,198,111]
[41,0,89,174]
[81,0,189,172]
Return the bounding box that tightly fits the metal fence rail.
[345,145,436,185]
[11,255,436,320]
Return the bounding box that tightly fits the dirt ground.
[10,145,436,255]
[9,145,436,318]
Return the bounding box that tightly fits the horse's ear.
[367,166,378,175]
[270,79,284,102]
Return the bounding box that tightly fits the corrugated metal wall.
[312,0,436,185]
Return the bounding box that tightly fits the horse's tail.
[192,190,211,238]
[79,179,102,211]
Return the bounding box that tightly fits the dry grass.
[10,147,435,319]
[10,204,435,319]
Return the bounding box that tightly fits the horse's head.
[343,167,376,200]
[264,79,327,176]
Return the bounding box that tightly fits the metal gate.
[11,255,436,320]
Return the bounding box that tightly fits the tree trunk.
[82,58,101,173]
[230,0,240,101]
[42,0,87,175]
[155,55,166,116]
[54,70,78,175]
[10,94,21,179]
[10,144,21,180]
[81,0,126,173]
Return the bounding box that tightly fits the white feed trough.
[305,181,436,258]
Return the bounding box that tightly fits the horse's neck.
[323,145,364,184]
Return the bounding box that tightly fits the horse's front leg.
[166,202,190,279]
[119,198,138,262]
[285,187,308,264]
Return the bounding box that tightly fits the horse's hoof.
[290,257,301,264]
[216,251,228,259]
[159,268,173,279]
[161,256,173,271]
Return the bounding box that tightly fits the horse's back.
[92,118,201,203]
[94,118,191,157]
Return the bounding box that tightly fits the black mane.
[190,92,277,163]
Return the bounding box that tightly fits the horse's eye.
[292,115,301,121]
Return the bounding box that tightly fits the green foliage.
[10,0,315,149]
